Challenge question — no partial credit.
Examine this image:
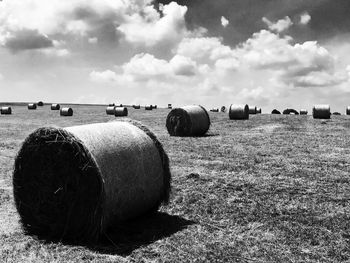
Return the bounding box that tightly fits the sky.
[0,0,350,112]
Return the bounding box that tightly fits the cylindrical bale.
[106,106,116,115]
[108,103,115,106]
[37,101,44,106]
[229,104,249,120]
[133,105,141,109]
[210,108,219,112]
[28,103,37,110]
[0,106,12,115]
[312,105,331,119]
[145,105,153,110]
[248,106,257,114]
[256,108,262,114]
[271,109,281,114]
[166,105,210,136]
[114,107,128,117]
[221,106,226,112]
[153,105,157,109]
[13,120,171,242]
[300,109,308,115]
[346,106,350,115]
[51,104,60,110]
[60,107,73,116]
[168,104,172,109]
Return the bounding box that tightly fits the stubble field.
[0,104,350,262]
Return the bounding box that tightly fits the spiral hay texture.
[248,106,257,114]
[313,105,331,119]
[0,106,12,115]
[51,104,60,110]
[300,109,308,115]
[221,106,226,113]
[106,106,116,115]
[60,107,73,116]
[28,103,37,110]
[346,106,350,115]
[13,121,171,242]
[114,107,128,117]
[229,104,249,120]
[166,105,210,136]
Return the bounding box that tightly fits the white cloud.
[89,69,119,82]
[221,16,229,28]
[0,73,3,80]
[300,12,311,25]
[262,16,293,32]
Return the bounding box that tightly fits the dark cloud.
[155,0,350,45]
[5,29,53,52]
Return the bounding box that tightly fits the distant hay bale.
[145,105,153,110]
[108,103,115,107]
[221,106,226,112]
[312,105,331,119]
[114,107,128,117]
[300,109,308,115]
[229,104,249,120]
[51,104,60,110]
[168,104,172,109]
[346,106,350,115]
[248,106,257,114]
[210,108,219,112]
[60,107,73,116]
[106,106,116,115]
[283,109,299,115]
[133,105,141,109]
[37,101,44,107]
[271,109,281,114]
[153,105,157,109]
[0,106,12,115]
[256,108,262,114]
[28,103,37,110]
[166,105,210,136]
[333,112,341,115]
[13,120,171,242]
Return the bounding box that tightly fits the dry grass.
[0,105,350,262]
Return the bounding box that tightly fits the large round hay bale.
[13,120,171,242]
[153,105,157,109]
[300,109,308,115]
[248,106,257,114]
[229,104,249,120]
[333,112,341,115]
[28,103,37,110]
[37,101,44,107]
[168,104,172,109]
[133,105,141,109]
[106,106,116,115]
[346,106,350,115]
[283,109,299,115]
[51,104,60,110]
[0,106,12,115]
[256,108,262,114]
[114,107,128,117]
[166,105,210,136]
[60,107,73,116]
[271,109,281,114]
[108,103,115,107]
[313,105,331,119]
[145,105,153,110]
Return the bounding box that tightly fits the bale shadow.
[90,212,195,256]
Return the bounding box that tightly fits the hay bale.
[313,105,331,119]
[283,109,299,115]
[220,106,226,113]
[166,105,210,136]
[51,104,60,110]
[37,101,44,107]
[13,120,171,242]
[0,106,12,115]
[333,112,341,115]
[248,106,257,114]
[300,109,308,115]
[210,108,219,112]
[28,103,37,110]
[108,103,115,107]
[106,106,116,115]
[153,105,157,109]
[133,105,141,109]
[256,108,262,114]
[229,104,249,120]
[114,107,128,117]
[60,107,73,116]
[346,106,350,115]
[271,109,281,114]
[168,104,172,109]
[145,105,153,110]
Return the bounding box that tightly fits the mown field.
[0,104,350,262]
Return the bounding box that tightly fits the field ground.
[0,104,350,262]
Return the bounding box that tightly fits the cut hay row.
[0,106,12,114]
[114,107,128,117]
[229,104,249,120]
[60,107,73,116]
[313,104,331,119]
[166,105,210,136]
[13,120,171,242]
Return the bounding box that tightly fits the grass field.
[0,104,350,262]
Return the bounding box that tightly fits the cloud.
[169,55,197,76]
[221,16,229,28]
[89,69,119,82]
[0,73,3,80]
[4,29,53,52]
[299,12,311,25]
[262,16,293,33]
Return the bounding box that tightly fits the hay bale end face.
[166,105,210,136]
[0,106,12,115]
[28,103,37,110]
[114,107,128,117]
[271,109,281,114]
[168,104,172,109]
[229,104,249,120]
[248,106,257,114]
[37,101,44,106]
[60,107,73,116]
[13,121,171,242]
[300,109,308,115]
[346,106,350,115]
[106,106,116,115]
[51,104,60,110]
[313,104,331,119]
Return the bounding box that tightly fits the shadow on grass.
[90,212,195,256]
